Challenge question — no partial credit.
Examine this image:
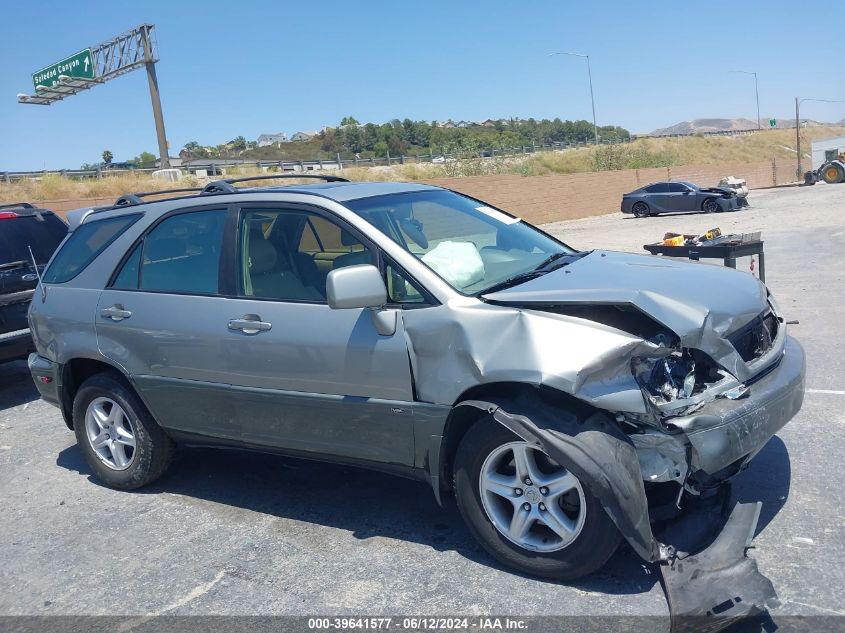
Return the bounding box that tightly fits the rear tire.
[453,417,621,580]
[73,372,175,489]
[632,202,650,218]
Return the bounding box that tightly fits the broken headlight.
[632,351,696,403]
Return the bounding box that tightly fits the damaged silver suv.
[29,176,804,591]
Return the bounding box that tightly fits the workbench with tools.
[644,229,766,282]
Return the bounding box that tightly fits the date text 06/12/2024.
[307,618,528,630]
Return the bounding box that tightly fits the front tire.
[73,372,175,489]
[702,197,719,213]
[453,418,621,579]
[822,164,844,184]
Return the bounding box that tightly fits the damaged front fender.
[402,300,664,414]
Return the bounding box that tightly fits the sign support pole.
[141,25,170,169]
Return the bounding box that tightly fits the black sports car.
[621,181,742,218]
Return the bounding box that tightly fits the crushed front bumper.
[716,196,742,211]
[673,336,805,475]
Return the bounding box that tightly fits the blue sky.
[1,0,843,170]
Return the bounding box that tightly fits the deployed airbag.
[421,241,485,289]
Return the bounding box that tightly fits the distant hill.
[651,117,828,136]
[651,118,758,136]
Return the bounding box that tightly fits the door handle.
[228,315,272,335]
[101,305,132,321]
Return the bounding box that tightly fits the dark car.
[0,202,68,363]
[621,181,742,218]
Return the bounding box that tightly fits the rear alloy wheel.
[84,397,136,470]
[632,202,650,218]
[822,164,844,184]
[702,198,719,213]
[454,418,621,579]
[73,372,175,489]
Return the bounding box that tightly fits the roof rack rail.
[0,202,35,210]
[201,173,350,196]
[113,187,206,207]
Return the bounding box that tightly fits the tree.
[181,141,210,159]
[133,151,156,168]
[102,150,113,165]
[340,116,360,126]
[230,136,247,152]
[344,125,363,153]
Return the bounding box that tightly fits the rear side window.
[111,210,227,294]
[644,183,668,194]
[43,214,140,283]
[111,244,141,289]
[0,214,67,266]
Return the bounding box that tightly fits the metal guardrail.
[0,128,772,182]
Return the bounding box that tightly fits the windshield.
[343,189,574,294]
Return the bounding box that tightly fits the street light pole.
[795,97,803,180]
[730,70,760,130]
[550,52,599,145]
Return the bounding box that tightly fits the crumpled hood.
[483,250,769,377]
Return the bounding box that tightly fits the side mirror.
[327,264,388,310]
[326,265,396,336]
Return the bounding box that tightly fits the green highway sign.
[769,119,777,128]
[32,49,94,91]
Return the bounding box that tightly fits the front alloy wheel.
[702,198,719,213]
[453,417,621,579]
[479,442,585,552]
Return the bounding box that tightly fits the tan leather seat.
[331,230,372,270]
[248,236,322,301]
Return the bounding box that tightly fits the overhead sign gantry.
[18,24,171,168]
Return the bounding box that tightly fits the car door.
[643,183,670,212]
[220,203,417,467]
[96,206,241,440]
[667,182,697,212]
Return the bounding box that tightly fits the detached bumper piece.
[661,502,778,633]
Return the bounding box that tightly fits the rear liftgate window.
[43,214,141,284]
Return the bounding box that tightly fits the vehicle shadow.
[730,435,791,536]
[54,434,790,600]
[622,211,708,220]
[0,359,40,410]
[56,442,657,596]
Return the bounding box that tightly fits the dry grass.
[4,126,842,204]
[0,172,203,204]
[519,125,845,176]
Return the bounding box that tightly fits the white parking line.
[807,389,845,395]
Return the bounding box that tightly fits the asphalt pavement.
[1,183,843,628]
